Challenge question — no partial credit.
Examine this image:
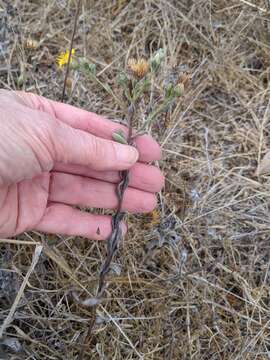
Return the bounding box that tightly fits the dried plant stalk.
[97,102,135,296]
[79,94,135,359]
[61,0,82,102]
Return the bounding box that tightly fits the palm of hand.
[0,173,50,237]
[0,90,163,240]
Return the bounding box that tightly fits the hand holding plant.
[0,89,163,239]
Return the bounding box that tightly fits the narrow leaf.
[112,129,128,144]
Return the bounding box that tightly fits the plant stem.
[79,91,135,359]
[61,0,82,102]
[97,103,135,295]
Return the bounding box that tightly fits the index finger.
[17,92,161,163]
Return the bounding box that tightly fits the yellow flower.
[57,48,75,68]
[128,58,149,79]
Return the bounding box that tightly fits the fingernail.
[115,144,139,165]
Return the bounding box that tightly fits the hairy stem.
[79,94,135,359]
[97,103,135,295]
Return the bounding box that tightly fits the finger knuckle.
[90,137,111,165]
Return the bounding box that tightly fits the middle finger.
[53,162,164,193]
[49,172,157,213]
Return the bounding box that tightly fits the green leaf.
[165,83,174,98]
[117,72,129,87]
[112,129,128,144]
[80,58,96,74]
[150,48,165,71]
[103,83,112,93]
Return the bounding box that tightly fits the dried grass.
[1,0,270,359]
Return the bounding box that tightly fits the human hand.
[0,90,164,240]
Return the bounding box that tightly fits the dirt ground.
[1,0,270,359]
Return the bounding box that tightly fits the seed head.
[128,58,149,79]
[25,38,39,50]
[144,210,160,229]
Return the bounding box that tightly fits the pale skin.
[0,89,164,240]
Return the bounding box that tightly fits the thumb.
[52,121,139,171]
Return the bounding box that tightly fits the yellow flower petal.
[56,48,75,68]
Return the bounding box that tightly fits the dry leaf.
[257,151,270,175]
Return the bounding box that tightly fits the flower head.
[25,38,39,50]
[128,58,149,79]
[144,210,160,229]
[57,48,75,68]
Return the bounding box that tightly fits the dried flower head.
[178,72,190,89]
[128,58,149,79]
[57,48,75,68]
[143,210,160,229]
[25,38,39,50]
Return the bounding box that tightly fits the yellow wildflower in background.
[57,48,75,68]
[128,58,149,79]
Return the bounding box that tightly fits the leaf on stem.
[150,48,165,72]
[112,129,128,144]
